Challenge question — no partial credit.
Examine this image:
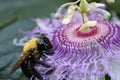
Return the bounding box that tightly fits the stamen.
[62,5,77,25]
[95,8,111,20]
[55,0,81,19]
[89,2,111,20]
[79,21,97,32]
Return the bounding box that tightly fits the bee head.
[37,34,53,51]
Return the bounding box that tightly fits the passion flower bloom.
[13,0,120,80]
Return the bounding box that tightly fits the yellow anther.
[79,21,97,32]
[55,0,81,19]
[62,5,77,25]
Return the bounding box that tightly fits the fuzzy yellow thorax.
[23,38,40,52]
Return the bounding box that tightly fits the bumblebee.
[10,34,54,80]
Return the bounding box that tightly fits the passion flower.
[13,0,120,80]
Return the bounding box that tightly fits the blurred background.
[0,0,119,80]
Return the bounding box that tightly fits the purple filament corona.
[14,12,120,80]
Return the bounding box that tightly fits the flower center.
[76,26,97,37]
[53,22,110,47]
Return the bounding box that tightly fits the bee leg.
[31,67,43,80]
[26,61,43,80]
[42,50,54,55]
[35,60,50,68]
[44,68,55,75]
[30,75,36,80]
[105,74,111,80]
[21,61,33,78]
[30,75,43,80]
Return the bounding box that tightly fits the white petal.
[107,54,120,80]
[35,18,48,30]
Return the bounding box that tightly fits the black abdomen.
[21,61,32,79]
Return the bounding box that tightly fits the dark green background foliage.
[0,0,119,80]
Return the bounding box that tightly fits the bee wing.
[10,52,30,74]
